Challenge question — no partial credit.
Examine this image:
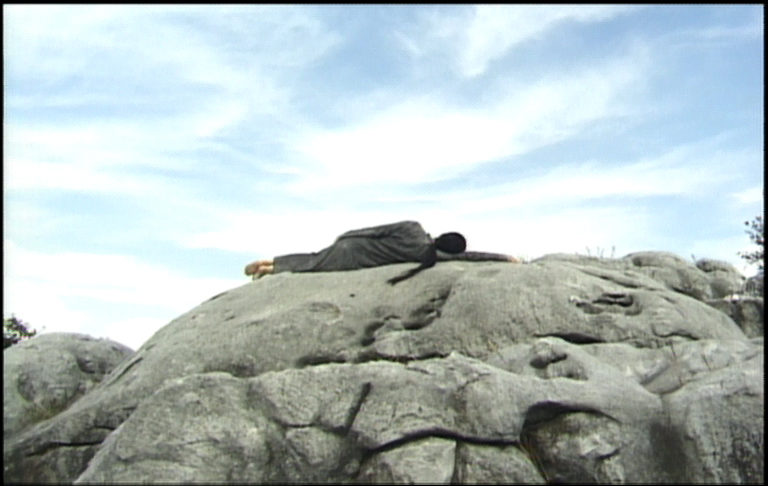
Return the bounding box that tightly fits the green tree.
[3,315,37,349]
[738,215,764,274]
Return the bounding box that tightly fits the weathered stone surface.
[454,442,544,483]
[522,411,626,483]
[75,372,282,484]
[3,252,763,484]
[357,437,456,484]
[3,333,133,439]
[664,347,764,483]
[73,352,664,483]
[695,257,747,298]
[537,251,748,302]
[706,297,764,338]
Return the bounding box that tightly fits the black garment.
[272,220,510,274]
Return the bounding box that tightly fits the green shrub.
[3,315,37,349]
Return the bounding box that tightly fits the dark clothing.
[273,220,509,274]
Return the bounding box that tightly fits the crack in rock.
[353,349,451,365]
[534,332,605,345]
[593,292,634,307]
[25,439,105,458]
[570,292,641,316]
[101,356,143,387]
[363,428,518,458]
[523,401,619,428]
[360,285,453,347]
[342,382,372,435]
[295,354,348,368]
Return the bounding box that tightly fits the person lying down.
[244,220,520,285]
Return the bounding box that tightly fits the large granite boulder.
[4,333,134,440]
[694,258,746,297]
[3,252,763,484]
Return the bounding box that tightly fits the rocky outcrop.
[694,257,747,298]
[3,333,133,440]
[3,252,763,484]
[706,297,763,338]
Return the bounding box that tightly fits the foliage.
[3,315,37,349]
[738,215,764,274]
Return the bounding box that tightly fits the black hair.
[387,232,465,285]
[435,232,466,254]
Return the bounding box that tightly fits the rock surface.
[706,297,764,338]
[3,333,134,440]
[3,252,764,484]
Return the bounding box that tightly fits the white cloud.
[460,5,634,77]
[3,5,339,190]
[405,5,638,78]
[4,157,158,196]
[4,241,239,308]
[183,207,408,257]
[456,139,753,214]
[289,52,647,193]
[292,99,519,188]
[2,117,248,197]
[465,207,655,258]
[180,201,657,267]
[3,241,244,349]
[4,5,340,78]
[730,186,764,206]
[178,132,757,284]
[96,317,171,352]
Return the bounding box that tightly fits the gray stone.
[664,349,764,483]
[522,411,626,483]
[624,251,714,300]
[3,333,133,439]
[706,297,764,338]
[357,437,456,484]
[695,258,740,274]
[3,252,763,484]
[537,251,748,302]
[75,372,282,484]
[74,352,664,483]
[454,442,545,484]
[696,257,747,298]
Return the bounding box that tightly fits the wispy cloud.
[3,4,342,199]
[731,186,764,206]
[4,241,240,308]
[288,49,649,192]
[399,5,639,78]
[449,137,756,213]
[681,7,763,43]
[3,241,243,349]
[179,132,756,260]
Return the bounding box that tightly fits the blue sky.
[4,5,764,350]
